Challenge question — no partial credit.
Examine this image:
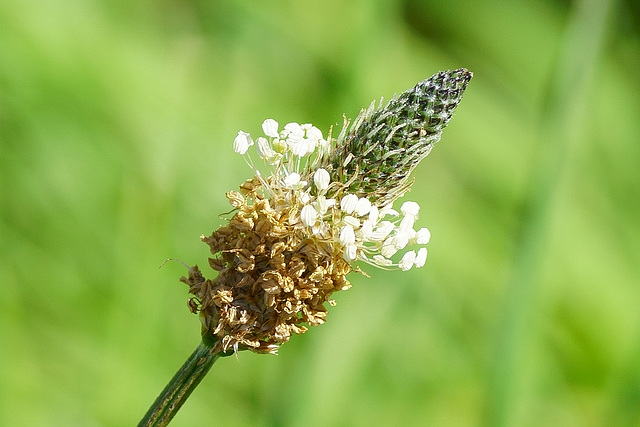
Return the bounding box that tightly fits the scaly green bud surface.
[323,68,472,204]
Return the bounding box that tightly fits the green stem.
[138,340,220,427]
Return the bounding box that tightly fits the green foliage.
[1,0,639,426]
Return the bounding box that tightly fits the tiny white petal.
[300,192,311,204]
[283,172,301,188]
[272,138,287,154]
[399,215,415,233]
[401,201,420,218]
[340,194,359,214]
[355,197,372,217]
[373,255,393,267]
[339,225,356,245]
[300,205,317,227]
[395,230,410,250]
[303,137,317,156]
[344,244,357,261]
[416,228,431,245]
[288,134,308,156]
[313,169,330,191]
[305,125,323,142]
[371,221,395,241]
[399,250,417,271]
[368,205,379,224]
[359,220,373,239]
[256,137,276,159]
[415,248,428,268]
[381,243,398,258]
[233,131,253,155]
[380,203,399,218]
[316,196,328,214]
[262,119,279,138]
[284,122,303,135]
[343,215,360,228]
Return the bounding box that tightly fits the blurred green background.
[2,0,639,425]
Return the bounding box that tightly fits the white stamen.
[415,248,428,268]
[300,205,317,227]
[401,201,420,218]
[284,172,301,189]
[262,119,279,138]
[415,228,431,244]
[340,194,358,214]
[233,131,253,155]
[399,250,417,271]
[313,168,330,191]
[339,225,356,245]
[355,197,372,216]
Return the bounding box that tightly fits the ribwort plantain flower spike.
[140,69,471,426]
[180,69,472,356]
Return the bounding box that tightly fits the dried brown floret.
[182,182,353,354]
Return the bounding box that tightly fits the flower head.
[182,69,472,355]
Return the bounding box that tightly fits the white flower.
[355,197,372,217]
[283,122,303,136]
[340,194,358,214]
[401,201,420,218]
[315,195,335,214]
[415,228,431,245]
[373,255,393,267]
[394,230,410,250]
[358,220,373,239]
[342,215,360,228]
[399,214,415,233]
[288,133,311,157]
[371,221,395,241]
[379,203,399,218]
[368,205,379,223]
[381,243,398,258]
[303,124,323,142]
[256,137,277,160]
[415,248,428,268]
[283,172,302,189]
[399,250,417,271]
[282,123,314,157]
[313,168,330,191]
[344,244,357,261]
[284,124,321,155]
[339,225,356,245]
[272,137,287,154]
[262,119,279,138]
[233,131,253,155]
[301,205,317,227]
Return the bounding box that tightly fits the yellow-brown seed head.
[181,180,351,354]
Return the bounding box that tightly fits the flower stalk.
[140,69,471,425]
[138,340,220,427]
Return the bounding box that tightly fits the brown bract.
[181,178,352,354]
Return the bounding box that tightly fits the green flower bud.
[324,68,473,204]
